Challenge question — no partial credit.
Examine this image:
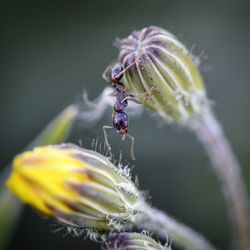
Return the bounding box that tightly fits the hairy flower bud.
[104,26,207,124]
[6,144,141,230]
[102,233,171,250]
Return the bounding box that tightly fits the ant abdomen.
[113,112,128,135]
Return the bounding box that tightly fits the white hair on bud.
[78,87,114,127]
[78,87,144,127]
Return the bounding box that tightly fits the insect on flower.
[103,63,157,160]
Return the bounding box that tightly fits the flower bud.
[104,26,207,124]
[6,144,141,230]
[102,232,170,250]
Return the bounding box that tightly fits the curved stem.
[0,104,79,250]
[136,202,216,250]
[189,108,249,250]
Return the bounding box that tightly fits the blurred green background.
[1,0,250,249]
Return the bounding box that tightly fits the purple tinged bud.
[102,233,171,250]
[104,26,207,124]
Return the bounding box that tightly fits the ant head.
[111,64,124,81]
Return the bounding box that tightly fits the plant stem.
[189,108,249,250]
[0,104,79,250]
[0,189,22,249]
[136,202,216,250]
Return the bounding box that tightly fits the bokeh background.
[1,0,250,249]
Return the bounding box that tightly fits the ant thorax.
[113,89,128,134]
[114,90,128,112]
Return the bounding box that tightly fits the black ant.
[103,63,157,160]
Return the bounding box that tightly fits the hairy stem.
[189,108,249,250]
[136,202,216,250]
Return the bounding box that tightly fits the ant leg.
[103,126,113,154]
[123,87,159,104]
[125,133,136,160]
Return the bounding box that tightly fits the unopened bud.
[102,232,171,250]
[104,26,207,124]
[6,144,141,230]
